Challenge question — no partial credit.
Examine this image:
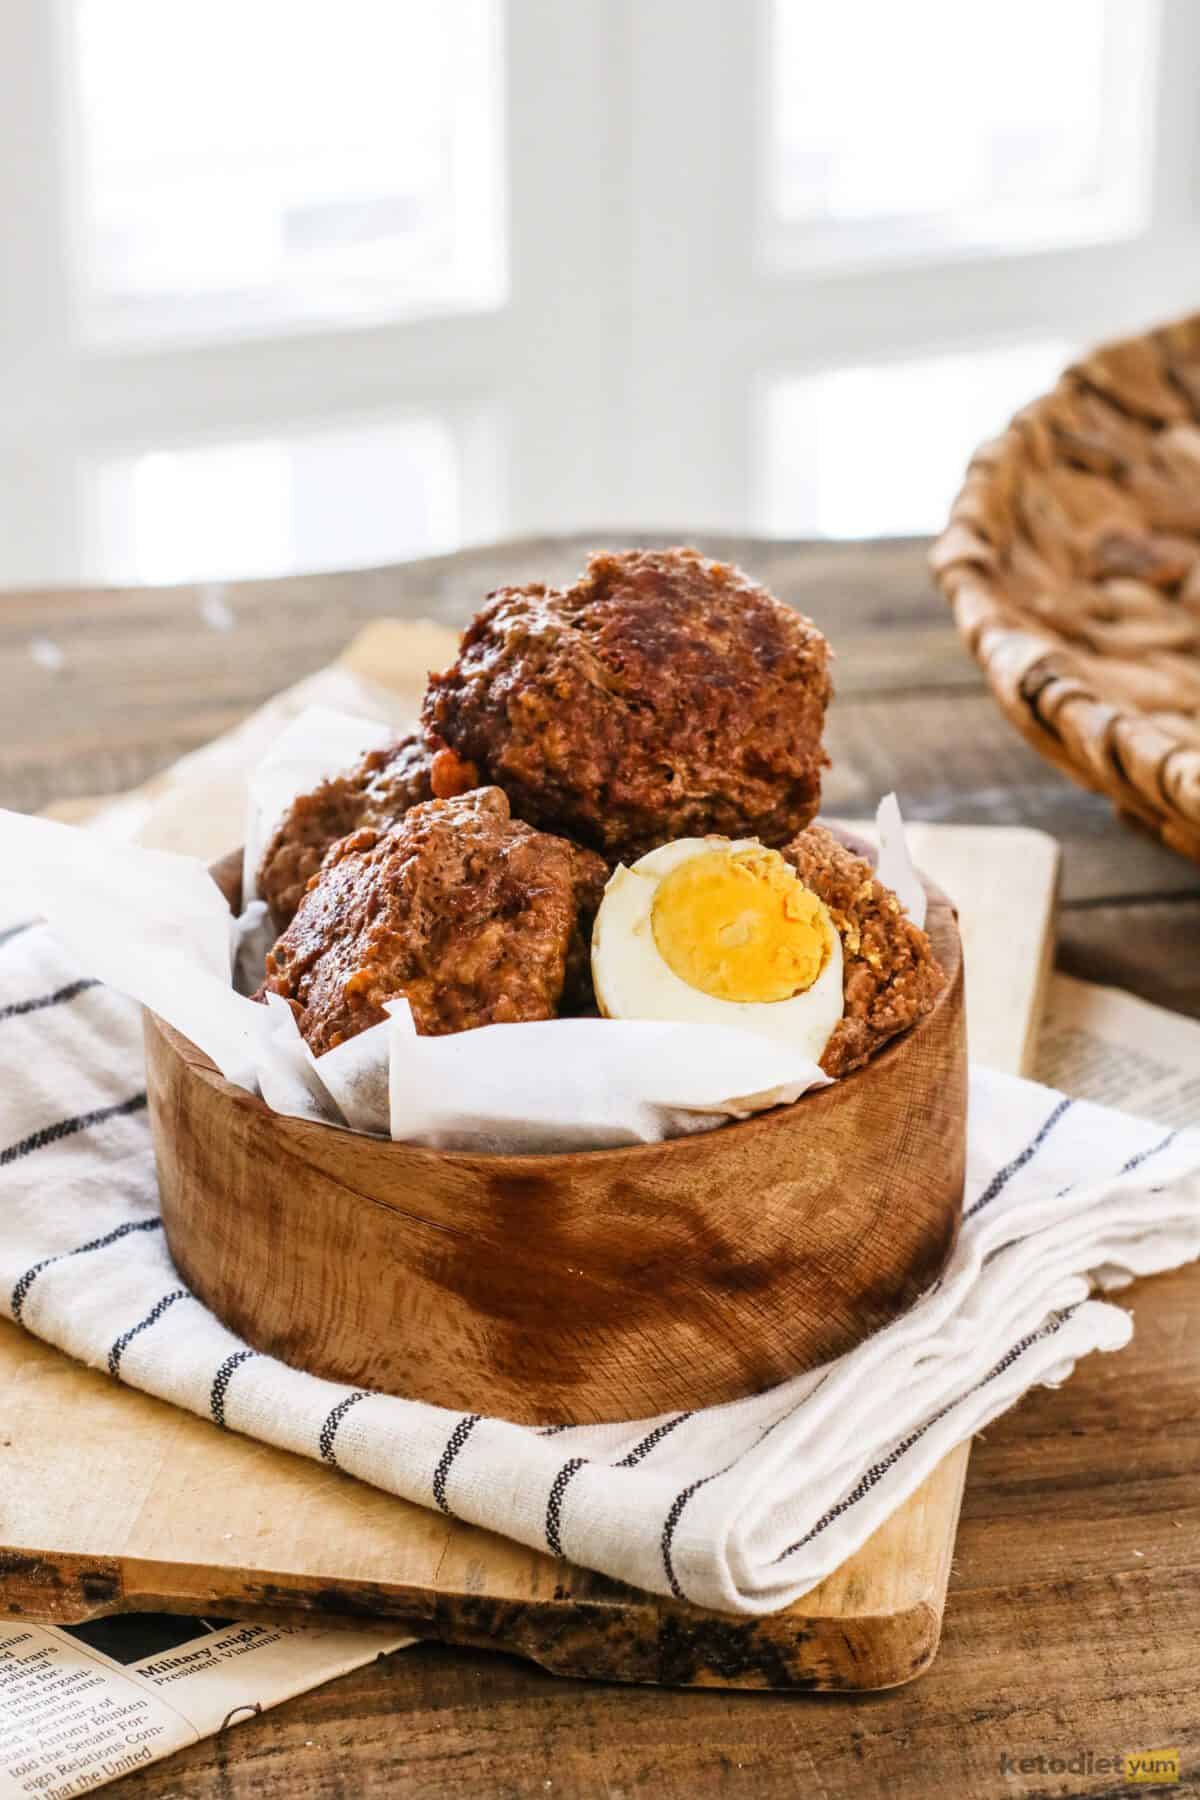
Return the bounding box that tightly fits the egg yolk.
[650,846,831,1004]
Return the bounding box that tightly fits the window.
[764,0,1157,268]
[70,0,506,345]
[1,0,1198,590]
[84,410,480,585]
[759,340,1073,540]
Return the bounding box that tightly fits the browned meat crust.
[422,547,832,861]
[255,787,609,1053]
[257,733,436,931]
[560,841,610,1015]
[783,824,946,1078]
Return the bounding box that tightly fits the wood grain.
[1,813,1042,1703]
[6,535,1193,908]
[145,845,965,1425]
[100,1253,1200,1800]
[0,1314,969,1693]
[1,533,1197,1795]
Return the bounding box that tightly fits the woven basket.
[931,312,1200,864]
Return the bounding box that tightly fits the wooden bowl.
[932,310,1200,863]
[145,833,966,1425]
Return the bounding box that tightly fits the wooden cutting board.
[0,821,1058,1692]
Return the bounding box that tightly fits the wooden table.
[2,533,1198,1799]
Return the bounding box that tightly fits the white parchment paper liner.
[0,708,931,1153]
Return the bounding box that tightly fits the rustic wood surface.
[1,1311,973,1693]
[2,816,1049,1702]
[2,532,1199,1796]
[146,845,964,1424]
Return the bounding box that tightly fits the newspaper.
[1036,972,1200,1129]
[0,1616,408,1798]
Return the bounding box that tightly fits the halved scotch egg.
[590,838,844,1062]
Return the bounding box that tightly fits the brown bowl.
[144,832,966,1425]
[932,310,1200,863]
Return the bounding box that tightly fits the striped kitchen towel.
[1,915,1198,1617]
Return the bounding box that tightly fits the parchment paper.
[0,704,926,1153]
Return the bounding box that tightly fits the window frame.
[0,0,1198,589]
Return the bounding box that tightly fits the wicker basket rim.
[931,311,1200,853]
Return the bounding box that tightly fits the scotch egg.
[591,838,844,1062]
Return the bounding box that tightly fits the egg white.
[590,837,844,1063]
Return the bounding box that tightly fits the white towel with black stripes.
[2,916,1198,1617]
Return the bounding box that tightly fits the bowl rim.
[146,823,962,1173]
[929,308,1200,862]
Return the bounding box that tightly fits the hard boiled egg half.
[591,838,844,1062]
